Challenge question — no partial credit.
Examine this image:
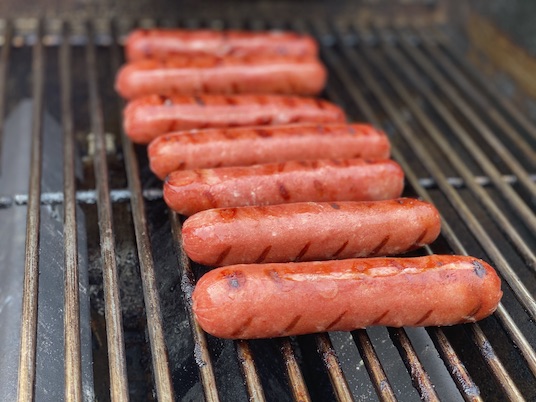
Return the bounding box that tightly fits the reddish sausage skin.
[164,158,404,216]
[182,199,440,266]
[125,29,318,61]
[124,94,346,144]
[148,123,390,180]
[192,255,502,339]
[115,55,327,99]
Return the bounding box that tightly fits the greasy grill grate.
[0,15,535,402]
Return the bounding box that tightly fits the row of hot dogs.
[116,28,502,340]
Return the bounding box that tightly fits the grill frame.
[0,13,534,402]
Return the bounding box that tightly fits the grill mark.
[222,269,246,290]
[202,190,217,208]
[221,130,235,140]
[371,310,390,325]
[326,310,347,331]
[313,179,324,194]
[295,242,311,261]
[218,208,237,220]
[314,98,326,109]
[255,246,272,263]
[282,315,301,335]
[282,96,297,108]
[414,309,433,326]
[225,96,238,106]
[214,246,232,265]
[193,95,205,106]
[467,303,483,320]
[413,229,428,247]
[267,269,282,284]
[231,81,240,93]
[472,260,487,278]
[167,119,177,133]
[260,115,273,125]
[256,128,272,138]
[230,315,253,338]
[278,182,290,201]
[371,236,390,255]
[332,240,349,258]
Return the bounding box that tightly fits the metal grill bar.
[235,340,267,401]
[279,338,312,402]
[16,18,43,402]
[60,22,82,402]
[387,328,440,402]
[426,328,483,402]
[0,20,12,173]
[170,212,220,402]
[493,304,536,375]
[3,172,535,207]
[414,26,536,164]
[109,20,175,402]
[467,324,525,401]
[430,27,536,143]
[86,21,129,401]
[315,333,353,401]
[351,330,397,401]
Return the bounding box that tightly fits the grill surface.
[0,14,535,402]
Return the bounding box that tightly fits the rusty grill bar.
[0,15,534,401]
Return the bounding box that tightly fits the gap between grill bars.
[1,16,534,401]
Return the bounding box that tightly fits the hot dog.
[124,94,346,144]
[115,55,327,99]
[192,255,502,339]
[164,158,404,216]
[182,198,440,266]
[125,29,318,61]
[148,123,390,180]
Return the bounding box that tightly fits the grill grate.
[0,15,535,402]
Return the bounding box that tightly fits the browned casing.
[164,158,404,216]
[193,255,502,339]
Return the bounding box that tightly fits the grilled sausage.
[125,29,318,61]
[148,123,390,180]
[192,255,502,339]
[182,198,440,266]
[124,94,346,144]
[115,55,327,99]
[164,158,404,216]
